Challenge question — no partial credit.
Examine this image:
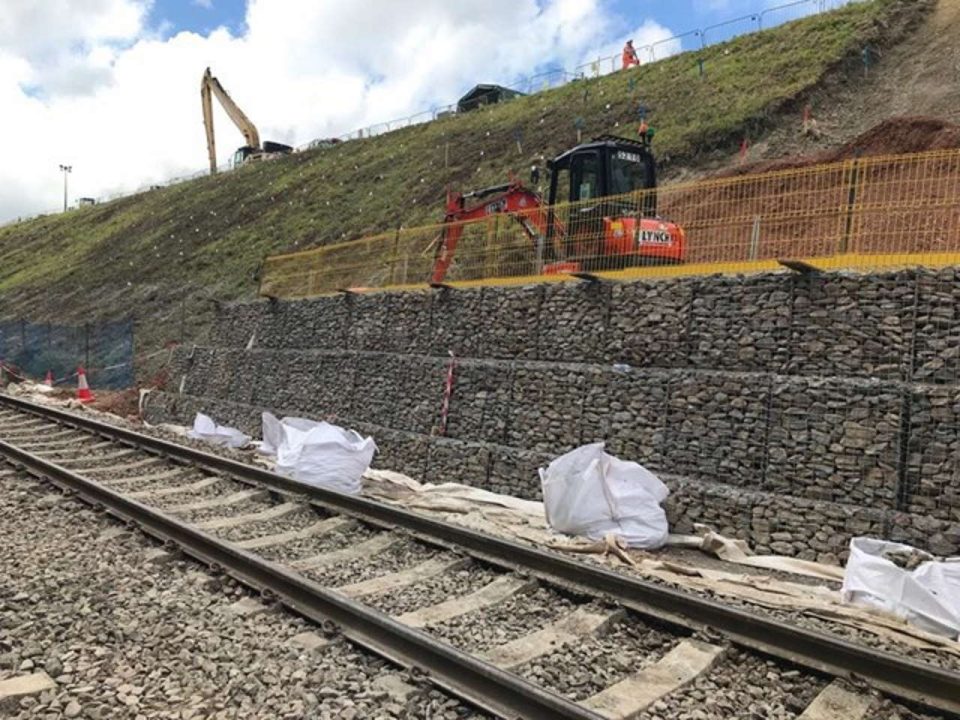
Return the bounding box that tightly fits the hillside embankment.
[0,0,946,361]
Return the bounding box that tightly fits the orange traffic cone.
[76,367,95,403]
[45,370,54,387]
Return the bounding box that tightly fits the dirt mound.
[724,116,960,176]
[826,116,960,158]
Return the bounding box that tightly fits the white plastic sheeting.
[842,537,960,639]
[539,442,669,549]
[260,412,377,495]
[186,413,250,448]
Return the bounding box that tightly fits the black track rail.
[0,435,597,720]
[1,393,959,717]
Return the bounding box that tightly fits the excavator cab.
[545,135,670,270]
[232,141,293,169]
[548,135,657,211]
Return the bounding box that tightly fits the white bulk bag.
[539,442,669,549]
[187,412,250,449]
[260,412,377,495]
[842,537,960,639]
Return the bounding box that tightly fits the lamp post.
[59,164,72,211]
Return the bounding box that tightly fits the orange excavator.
[431,134,685,284]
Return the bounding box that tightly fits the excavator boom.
[200,67,262,173]
[431,181,555,284]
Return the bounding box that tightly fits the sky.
[0,0,835,223]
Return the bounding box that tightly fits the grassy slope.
[0,0,924,351]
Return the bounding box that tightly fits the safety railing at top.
[0,0,864,229]
[258,148,960,299]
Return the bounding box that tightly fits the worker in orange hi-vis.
[637,118,650,144]
[622,40,640,69]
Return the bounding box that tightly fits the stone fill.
[146,268,960,559]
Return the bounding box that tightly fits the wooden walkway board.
[291,532,395,571]
[335,557,467,598]
[128,476,220,499]
[196,501,304,530]
[85,457,165,474]
[0,672,57,700]
[109,467,192,486]
[237,516,353,550]
[166,488,266,513]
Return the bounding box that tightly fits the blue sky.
[149,0,247,37]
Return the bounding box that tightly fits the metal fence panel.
[259,149,960,299]
[0,319,134,389]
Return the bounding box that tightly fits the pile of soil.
[725,116,960,176]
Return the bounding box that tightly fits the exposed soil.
[683,0,960,179]
[723,116,960,176]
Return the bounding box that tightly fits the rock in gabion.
[766,376,901,507]
[481,285,543,360]
[905,385,960,522]
[536,281,610,363]
[208,301,268,347]
[147,269,960,556]
[663,370,770,487]
[425,438,490,486]
[444,360,514,444]
[582,367,669,467]
[506,364,588,454]
[606,278,693,368]
[429,287,490,358]
[687,275,792,373]
[912,267,960,383]
[786,271,913,379]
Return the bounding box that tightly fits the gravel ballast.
[428,587,582,653]
[0,467,491,720]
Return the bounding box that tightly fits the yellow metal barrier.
[260,149,960,299]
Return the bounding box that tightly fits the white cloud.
[0,0,679,222]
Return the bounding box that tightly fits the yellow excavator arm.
[200,67,261,174]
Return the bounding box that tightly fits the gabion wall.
[146,268,960,560]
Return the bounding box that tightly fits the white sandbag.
[260,412,377,494]
[186,412,250,448]
[841,537,960,639]
[539,442,669,549]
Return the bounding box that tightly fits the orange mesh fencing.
[260,149,960,299]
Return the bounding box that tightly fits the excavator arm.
[200,67,262,174]
[431,180,562,284]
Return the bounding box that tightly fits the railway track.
[0,392,957,720]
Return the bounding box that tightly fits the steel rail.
[2,393,959,717]
[0,435,600,720]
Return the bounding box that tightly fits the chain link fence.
[0,319,134,389]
